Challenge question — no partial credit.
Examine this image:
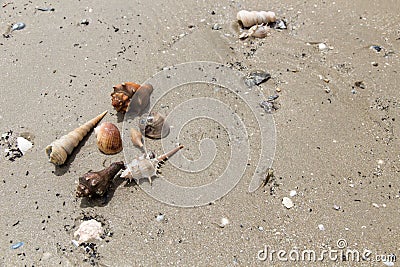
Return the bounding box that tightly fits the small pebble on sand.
[219,217,230,228]
[156,214,165,222]
[282,197,294,209]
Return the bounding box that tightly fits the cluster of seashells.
[236,10,286,39]
[45,82,183,198]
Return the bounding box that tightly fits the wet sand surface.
[1,0,399,266]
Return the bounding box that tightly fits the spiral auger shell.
[45,111,107,165]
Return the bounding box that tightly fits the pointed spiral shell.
[45,111,107,165]
[237,10,276,28]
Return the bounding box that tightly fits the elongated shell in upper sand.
[45,111,107,165]
[237,10,276,28]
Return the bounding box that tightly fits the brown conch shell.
[76,161,125,197]
[45,111,107,165]
[237,10,276,28]
[139,112,170,139]
[94,122,123,155]
[130,128,143,148]
[111,82,140,113]
[128,84,153,115]
[121,145,184,184]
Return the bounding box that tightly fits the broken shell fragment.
[237,10,276,28]
[73,219,103,244]
[244,70,271,87]
[139,112,170,139]
[130,128,144,148]
[45,111,107,165]
[76,161,125,198]
[128,84,154,115]
[111,82,140,113]
[17,137,33,155]
[248,24,271,38]
[11,22,26,32]
[94,122,123,155]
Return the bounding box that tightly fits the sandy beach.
[1,0,399,266]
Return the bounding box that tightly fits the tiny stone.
[156,214,165,222]
[318,224,325,231]
[219,217,229,228]
[282,197,294,209]
[370,45,382,52]
[371,62,378,66]
[71,240,79,247]
[258,226,264,231]
[289,190,297,197]
[333,204,340,210]
[244,71,271,87]
[372,203,379,208]
[318,43,328,50]
[10,242,24,249]
[212,23,221,30]
[354,81,365,89]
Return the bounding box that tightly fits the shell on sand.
[121,145,184,185]
[76,161,125,198]
[139,112,170,139]
[45,111,107,165]
[128,84,153,115]
[94,122,123,155]
[130,128,144,148]
[237,10,276,28]
[111,82,140,113]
